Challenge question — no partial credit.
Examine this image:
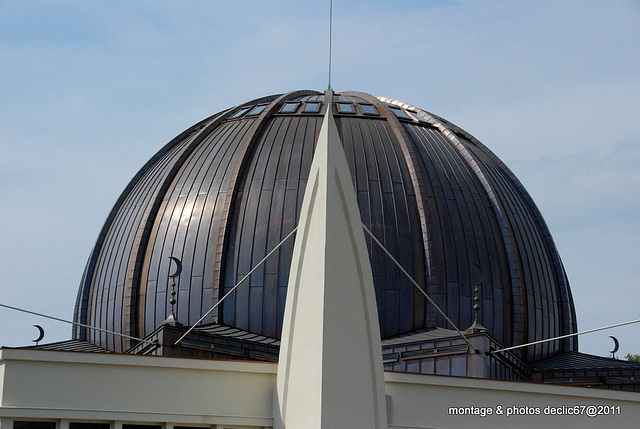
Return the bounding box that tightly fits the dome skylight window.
[336,103,356,114]
[230,106,252,119]
[408,111,429,123]
[247,104,268,116]
[360,104,379,115]
[389,106,411,120]
[280,102,300,113]
[303,102,321,113]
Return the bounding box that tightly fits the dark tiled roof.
[194,323,280,346]
[532,351,640,371]
[382,327,461,346]
[8,339,111,353]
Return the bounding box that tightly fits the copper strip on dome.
[211,90,322,325]
[73,111,225,345]
[376,96,526,352]
[74,90,579,361]
[342,91,434,326]
[122,106,262,350]
[378,96,577,359]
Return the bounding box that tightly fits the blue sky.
[1,0,639,357]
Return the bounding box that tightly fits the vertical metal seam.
[124,106,269,348]
[213,90,322,326]
[377,96,530,354]
[74,112,223,340]
[120,117,226,348]
[342,91,434,328]
[455,127,577,351]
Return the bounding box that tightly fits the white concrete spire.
[275,91,388,429]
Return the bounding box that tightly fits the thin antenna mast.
[328,0,333,90]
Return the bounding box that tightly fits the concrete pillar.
[275,91,388,428]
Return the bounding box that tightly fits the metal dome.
[73,90,577,361]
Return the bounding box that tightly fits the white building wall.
[1,348,639,429]
[0,349,276,428]
[385,371,640,429]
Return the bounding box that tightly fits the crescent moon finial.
[32,324,45,344]
[609,335,620,355]
[168,256,183,278]
[471,262,485,285]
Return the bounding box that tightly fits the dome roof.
[73,90,577,361]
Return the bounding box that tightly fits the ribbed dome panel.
[74,90,577,361]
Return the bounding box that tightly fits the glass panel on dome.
[304,102,321,113]
[229,106,251,118]
[360,104,379,115]
[336,102,355,114]
[389,106,411,120]
[280,102,300,113]
[408,110,428,123]
[247,104,268,116]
